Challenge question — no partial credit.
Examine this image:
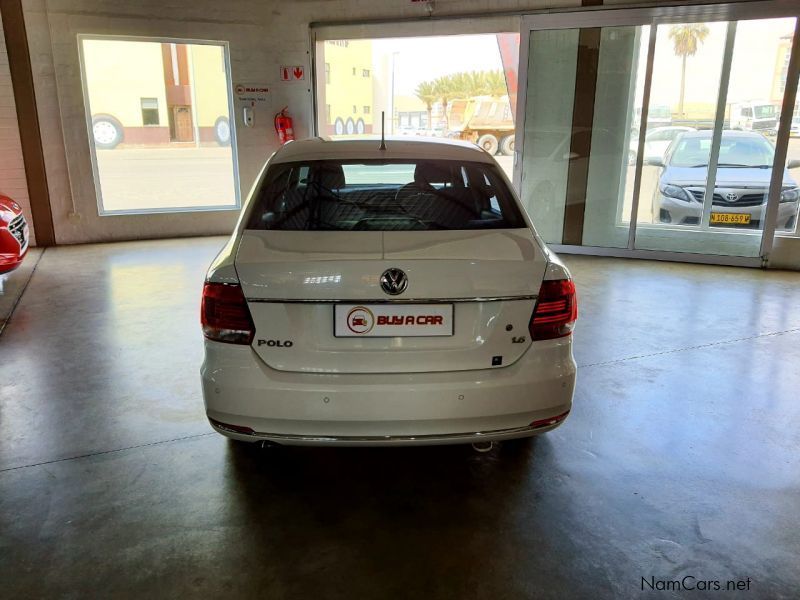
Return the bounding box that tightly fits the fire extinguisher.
[274,107,295,145]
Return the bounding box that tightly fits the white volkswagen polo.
[201,137,577,446]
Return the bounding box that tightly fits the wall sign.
[234,84,270,106]
[280,66,305,81]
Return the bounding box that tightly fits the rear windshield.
[246,159,526,231]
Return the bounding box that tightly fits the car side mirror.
[644,157,665,167]
[787,159,800,170]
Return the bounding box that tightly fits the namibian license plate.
[334,304,454,337]
[710,212,750,225]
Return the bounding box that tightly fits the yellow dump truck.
[447,95,515,156]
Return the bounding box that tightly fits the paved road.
[96,147,237,212]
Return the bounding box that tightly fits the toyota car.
[649,130,800,230]
[201,137,577,446]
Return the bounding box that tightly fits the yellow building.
[321,40,374,134]
[82,39,232,148]
[772,33,792,103]
[393,94,429,131]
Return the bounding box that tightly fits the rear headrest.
[414,162,453,188]
[316,164,345,190]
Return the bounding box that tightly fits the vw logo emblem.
[726,192,739,202]
[380,268,408,296]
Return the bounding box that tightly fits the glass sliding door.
[517,29,579,243]
[634,17,797,257]
[516,3,800,266]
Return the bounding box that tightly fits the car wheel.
[334,118,345,135]
[92,115,123,149]
[345,118,355,135]
[214,116,231,146]
[356,118,365,134]
[477,134,499,155]
[499,134,515,156]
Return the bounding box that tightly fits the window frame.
[77,34,241,216]
[140,97,160,126]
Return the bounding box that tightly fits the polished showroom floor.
[1,237,799,598]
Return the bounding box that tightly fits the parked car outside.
[648,130,800,230]
[0,195,29,274]
[201,137,577,447]
[629,126,696,165]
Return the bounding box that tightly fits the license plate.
[334,304,453,337]
[710,212,750,225]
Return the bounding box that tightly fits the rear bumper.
[202,337,576,446]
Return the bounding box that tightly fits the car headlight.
[659,184,693,202]
[780,187,799,203]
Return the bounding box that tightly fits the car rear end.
[200,139,576,445]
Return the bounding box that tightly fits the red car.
[0,194,29,274]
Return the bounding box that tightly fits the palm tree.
[448,72,472,100]
[414,80,437,131]
[668,24,710,118]
[484,70,508,98]
[433,75,455,130]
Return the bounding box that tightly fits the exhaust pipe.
[471,441,494,453]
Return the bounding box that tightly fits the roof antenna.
[379,110,387,150]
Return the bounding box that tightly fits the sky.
[373,35,505,97]
[635,18,795,109]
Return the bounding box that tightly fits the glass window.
[314,33,518,181]
[247,159,526,231]
[519,28,580,244]
[140,98,159,125]
[519,14,797,260]
[80,38,239,214]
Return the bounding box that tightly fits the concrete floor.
[1,237,799,598]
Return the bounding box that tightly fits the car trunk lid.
[235,229,547,373]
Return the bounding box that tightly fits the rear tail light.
[201,282,255,345]
[529,279,578,341]
[209,417,255,435]
[530,410,570,429]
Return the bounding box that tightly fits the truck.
[729,101,778,134]
[447,95,515,156]
[667,101,778,133]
